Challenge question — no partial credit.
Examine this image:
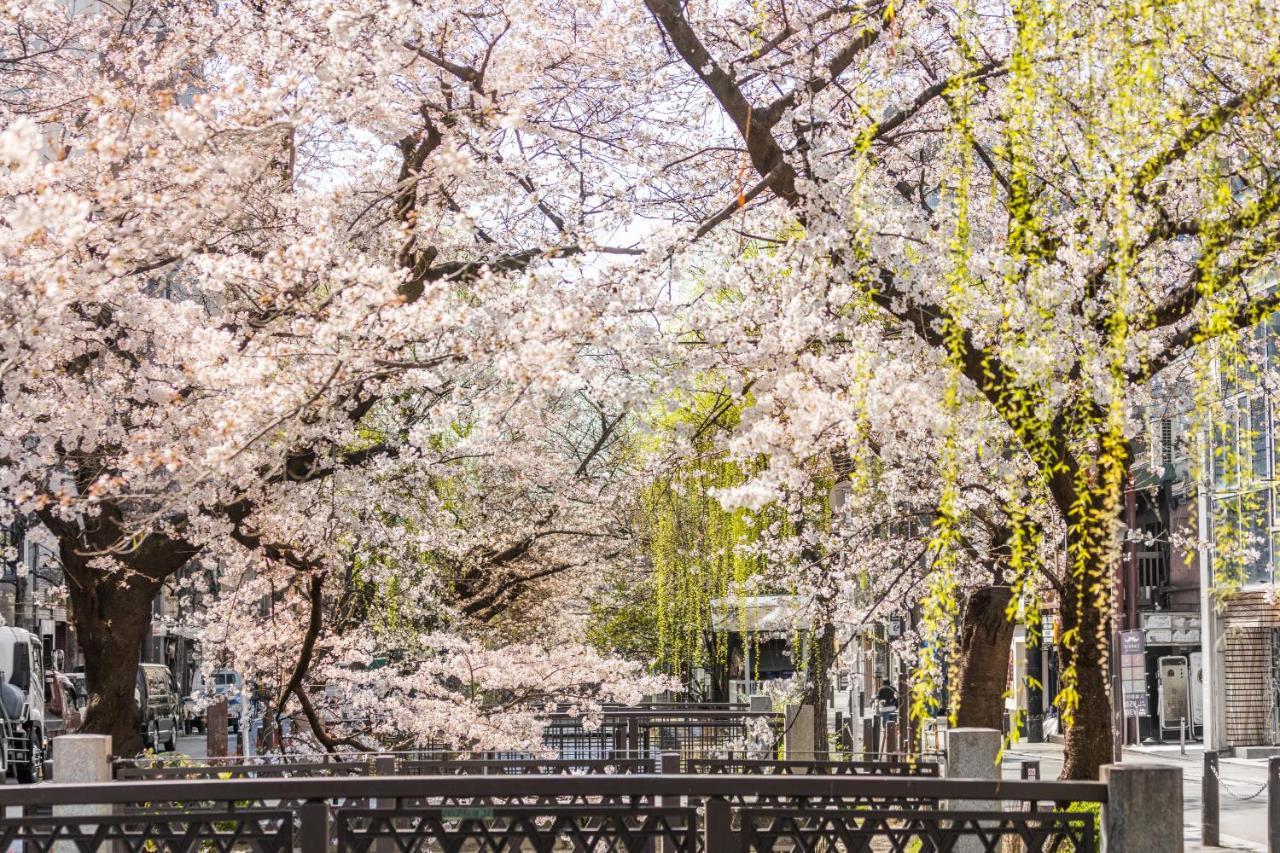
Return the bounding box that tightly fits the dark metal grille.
[688,758,941,777]
[116,758,372,780]
[541,712,783,760]
[0,809,293,852]
[336,805,701,853]
[0,770,1109,852]
[742,807,1096,853]
[398,757,656,775]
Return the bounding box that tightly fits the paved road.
[1003,741,1270,850]
[176,732,209,759]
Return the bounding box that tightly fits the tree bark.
[952,585,1015,729]
[66,569,161,757]
[800,619,836,759]
[1059,576,1115,780]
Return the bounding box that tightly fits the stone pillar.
[943,727,1001,853]
[1101,764,1183,852]
[784,705,814,761]
[52,735,112,853]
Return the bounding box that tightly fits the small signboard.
[442,808,495,821]
[1120,630,1149,717]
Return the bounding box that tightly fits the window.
[1214,492,1273,586]
[10,642,30,692]
[144,666,170,699]
[1251,396,1271,480]
[1212,397,1239,490]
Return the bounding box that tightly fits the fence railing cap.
[0,773,1108,808]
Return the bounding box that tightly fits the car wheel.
[165,720,177,752]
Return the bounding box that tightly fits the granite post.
[1101,764,1182,852]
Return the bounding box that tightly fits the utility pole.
[1026,632,1044,743]
[1197,484,1224,751]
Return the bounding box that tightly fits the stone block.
[52,735,112,853]
[1101,763,1183,853]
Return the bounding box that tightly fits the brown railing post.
[206,698,228,758]
[703,796,736,853]
[299,799,331,851]
[627,716,640,755]
[374,754,397,853]
[862,718,875,760]
[1202,751,1219,848]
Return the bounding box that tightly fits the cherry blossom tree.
[636,0,1280,778]
[0,0,670,754]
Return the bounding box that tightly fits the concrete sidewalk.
[1000,740,1270,850]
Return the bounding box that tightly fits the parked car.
[137,663,180,753]
[65,671,86,709]
[0,626,47,783]
[44,670,83,738]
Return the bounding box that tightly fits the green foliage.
[585,574,661,663]
[634,384,784,672]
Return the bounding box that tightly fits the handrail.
[545,709,781,720]
[0,773,1108,807]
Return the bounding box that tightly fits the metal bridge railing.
[0,772,1108,853]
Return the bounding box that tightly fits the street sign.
[1120,630,1149,716]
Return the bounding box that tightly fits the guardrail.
[541,708,784,760]
[0,773,1110,852]
[687,756,943,776]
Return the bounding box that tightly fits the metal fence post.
[299,799,331,851]
[374,754,397,853]
[1269,755,1280,852]
[654,753,681,853]
[1202,751,1219,848]
[703,796,736,853]
[863,718,875,759]
[1101,764,1182,852]
[627,716,641,755]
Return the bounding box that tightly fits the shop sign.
[1120,630,1149,716]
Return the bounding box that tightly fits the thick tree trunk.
[800,620,836,759]
[1059,577,1115,780]
[65,568,162,757]
[952,585,1015,729]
